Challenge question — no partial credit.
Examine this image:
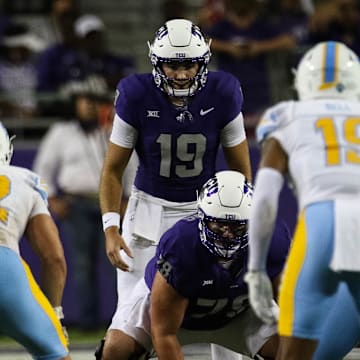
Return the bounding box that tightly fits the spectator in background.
[40,0,79,47]
[307,0,360,55]
[264,0,311,103]
[36,14,135,106]
[33,80,115,330]
[197,0,225,31]
[73,14,136,90]
[267,0,310,41]
[14,0,79,49]
[160,0,191,22]
[36,18,82,94]
[0,23,45,118]
[206,0,295,128]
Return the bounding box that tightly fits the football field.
[0,330,359,360]
[0,346,359,359]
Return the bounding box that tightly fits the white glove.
[54,306,69,345]
[244,271,279,325]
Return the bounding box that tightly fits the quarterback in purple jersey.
[98,18,251,359]
[113,70,245,202]
[97,171,291,360]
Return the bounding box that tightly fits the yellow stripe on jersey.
[319,42,339,90]
[21,259,68,349]
[0,175,11,224]
[278,212,307,336]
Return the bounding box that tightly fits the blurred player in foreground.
[0,123,70,359]
[98,170,291,360]
[245,41,360,360]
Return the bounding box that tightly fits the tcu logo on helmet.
[156,26,168,40]
[202,177,219,198]
[192,25,204,41]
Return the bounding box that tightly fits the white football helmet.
[197,170,253,260]
[148,18,211,97]
[294,41,360,101]
[0,122,14,166]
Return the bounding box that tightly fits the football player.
[245,41,360,360]
[0,123,70,359]
[99,18,252,359]
[100,171,291,360]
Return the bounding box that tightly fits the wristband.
[53,306,64,320]
[102,212,121,231]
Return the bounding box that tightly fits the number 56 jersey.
[257,99,360,210]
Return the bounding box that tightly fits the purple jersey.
[144,215,290,330]
[37,44,135,91]
[206,19,282,114]
[114,71,243,202]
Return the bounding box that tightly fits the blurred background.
[0,0,359,349]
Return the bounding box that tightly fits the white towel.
[330,198,360,272]
[133,200,163,244]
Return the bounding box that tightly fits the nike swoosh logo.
[200,107,215,116]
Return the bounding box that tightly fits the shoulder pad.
[210,71,241,96]
[256,101,294,143]
[22,168,49,205]
[115,74,151,106]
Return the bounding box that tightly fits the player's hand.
[104,228,133,271]
[244,271,279,325]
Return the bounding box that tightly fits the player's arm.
[245,137,288,324]
[221,112,252,181]
[25,213,66,307]
[223,140,252,181]
[151,271,189,360]
[99,142,133,270]
[249,137,288,270]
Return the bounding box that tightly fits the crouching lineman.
[0,123,70,359]
[97,170,291,360]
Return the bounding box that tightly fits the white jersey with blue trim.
[256,99,360,210]
[0,165,49,254]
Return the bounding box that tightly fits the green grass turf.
[0,327,106,347]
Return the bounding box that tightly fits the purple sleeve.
[211,71,244,124]
[113,74,146,129]
[154,219,203,298]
